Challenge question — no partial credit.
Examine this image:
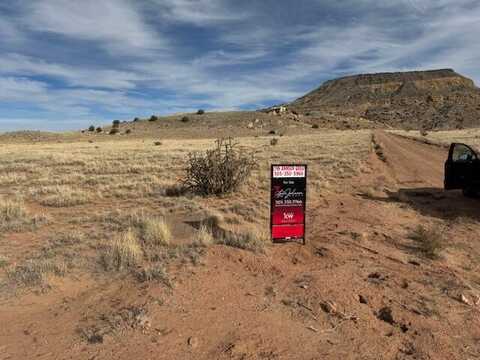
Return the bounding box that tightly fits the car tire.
[462,187,478,198]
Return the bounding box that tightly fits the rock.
[459,294,472,306]
[320,300,337,314]
[358,295,368,304]
[187,336,199,348]
[377,306,395,325]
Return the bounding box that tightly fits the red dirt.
[1,132,480,359]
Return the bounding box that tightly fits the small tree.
[88,125,95,132]
[183,138,255,196]
[112,120,120,128]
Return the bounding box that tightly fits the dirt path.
[374,131,447,187]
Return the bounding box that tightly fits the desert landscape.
[1,68,480,360]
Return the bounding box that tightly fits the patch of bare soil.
[1,132,480,359]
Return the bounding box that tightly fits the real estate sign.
[270,165,307,244]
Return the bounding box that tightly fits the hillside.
[288,69,480,129]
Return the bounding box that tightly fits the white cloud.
[155,0,247,26]
[24,0,164,54]
[0,54,141,89]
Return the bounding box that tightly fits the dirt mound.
[289,69,480,130]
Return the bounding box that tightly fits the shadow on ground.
[360,187,480,221]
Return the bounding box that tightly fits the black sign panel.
[270,165,307,244]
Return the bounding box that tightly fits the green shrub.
[88,125,95,132]
[96,127,102,133]
[149,115,159,122]
[197,109,205,115]
[112,120,120,128]
[109,128,120,135]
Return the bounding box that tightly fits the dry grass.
[217,228,268,253]
[0,131,372,286]
[7,259,67,287]
[35,186,91,207]
[0,198,48,232]
[409,225,445,259]
[102,229,143,271]
[140,217,172,246]
[194,225,214,246]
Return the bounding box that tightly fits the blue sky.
[0,0,479,131]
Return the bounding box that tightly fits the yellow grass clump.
[102,229,143,271]
[141,217,172,246]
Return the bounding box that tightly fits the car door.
[444,143,478,190]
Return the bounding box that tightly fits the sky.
[0,0,479,131]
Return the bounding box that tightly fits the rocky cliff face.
[289,69,480,129]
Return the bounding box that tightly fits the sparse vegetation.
[409,225,445,259]
[102,229,143,271]
[37,186,90,207]
[184,138,255,195]
[217,228,267,253]
[7,258,67,287]
[0,198,47,232]
[140,217,171,246]
[194,225,214,246]
[136,264,171,286]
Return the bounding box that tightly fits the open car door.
[444,143,478,190]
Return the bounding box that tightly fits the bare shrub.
[101,229,142,271]
[409,225,444,259]
[183,138,255,195]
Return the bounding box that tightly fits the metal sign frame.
[270,164,307,245]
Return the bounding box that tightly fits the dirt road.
[374,131,447,187]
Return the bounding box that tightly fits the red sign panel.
[270,165,307,244]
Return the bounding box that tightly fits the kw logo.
[283,212,294,220]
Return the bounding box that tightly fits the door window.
[452,144,476,162]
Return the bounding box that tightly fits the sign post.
[270,164,307,244]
